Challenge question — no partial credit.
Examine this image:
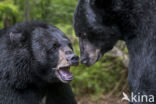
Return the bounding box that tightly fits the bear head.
[7,22,79,89]
[74,0,123,66]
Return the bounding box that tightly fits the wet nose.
[67,54,79,66]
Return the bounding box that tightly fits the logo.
[122,92,155,103]
[122,92,130,102]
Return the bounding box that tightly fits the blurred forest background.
[0,0,129,103]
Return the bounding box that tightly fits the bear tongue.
[58,69,73,81]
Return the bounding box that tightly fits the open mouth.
[55,65,73,83]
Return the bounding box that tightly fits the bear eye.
[47,43,60,53]
[52,43,60,50]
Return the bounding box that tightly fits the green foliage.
[71,46,126,96]
[0,0,21,27]
[0,0,77,29]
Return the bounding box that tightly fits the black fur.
[74,0,156,103]
[0,21,77,104]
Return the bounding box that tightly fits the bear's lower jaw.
[82,53,102,67]
[55,65,73,83]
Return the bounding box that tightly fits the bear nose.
[67,54,79,66]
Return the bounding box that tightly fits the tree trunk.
[24,0,31,21]
[3,16,11,28]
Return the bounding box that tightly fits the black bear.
[74,0,156,103]
[0,21,79,104]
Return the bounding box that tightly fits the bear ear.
[9,32,27,43]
